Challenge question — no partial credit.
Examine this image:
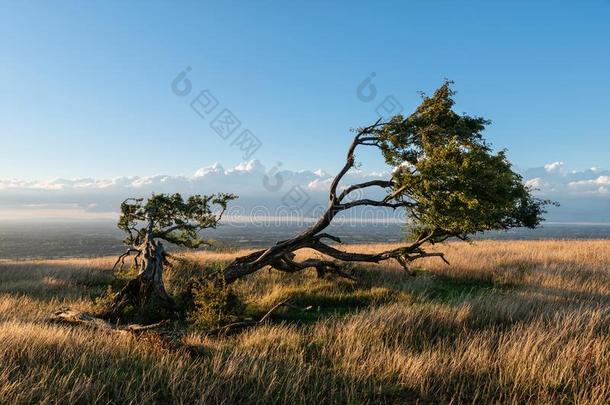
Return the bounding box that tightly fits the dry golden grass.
[1,240,610,404]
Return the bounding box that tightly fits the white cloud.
[567,175,610,194]
[525,177,547,188]
[194,163,224,177]
[307,178,333,191]
[230,160,265,173]
[0,160,362,219]
[523,162,610,196]
[544,161,564,173]
[569,175,610,187]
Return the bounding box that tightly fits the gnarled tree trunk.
[112,239,175,316]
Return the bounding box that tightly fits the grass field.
[1,240,610,404]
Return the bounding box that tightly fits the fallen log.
[47,307,169,335]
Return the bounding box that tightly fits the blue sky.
[1,0,609,181]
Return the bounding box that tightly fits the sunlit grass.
[1,240,610,403]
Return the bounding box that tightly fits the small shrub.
[92,285,115,315]
[188,274,245,329]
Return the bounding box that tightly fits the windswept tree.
[110,82,549,316]
[111,193,235,314]
[219,82,550,283]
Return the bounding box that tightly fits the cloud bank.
[521,162,610,222]
[0,160,389,221]
[1,160,609,222]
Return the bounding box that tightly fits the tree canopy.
[374,81,548,239]
[118,192,237,249]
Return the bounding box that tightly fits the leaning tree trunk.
[112,239,175,316]
[219,120,450,284]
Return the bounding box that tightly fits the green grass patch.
[423,274,502,303]
[259,287,413,323]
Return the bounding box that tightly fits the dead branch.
[47,307,169,335]
[112,248,141,272]
[125,319,170,333]
[337,180,393,201]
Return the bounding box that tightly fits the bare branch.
[329,119,389,202]
[340,198,415,210]
[382,185,409,202]
[314,233,342,243]
[338,180,393,202]
[112,249,141,272]
[270,255,358,282]
[126,319,170,333]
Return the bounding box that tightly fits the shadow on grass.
[248,266,506,325]
[269,287,411,323]
[423,273,500,302]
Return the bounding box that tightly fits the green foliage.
[373,81,552,238]
[117,192,237,247]
[188,275,245,329]
[92,285,115,315]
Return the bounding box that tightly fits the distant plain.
[1,221,610,260]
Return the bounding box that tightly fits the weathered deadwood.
[46,308,196,355]
[47,308,114,331]
[47,307,169,334]
[270,254,358,281]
